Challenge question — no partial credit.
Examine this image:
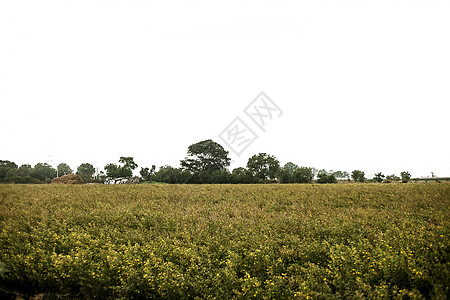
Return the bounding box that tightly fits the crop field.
[0,183,449,299]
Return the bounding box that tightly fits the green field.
[0,183,449,299]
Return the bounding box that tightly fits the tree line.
[0,139,412,184]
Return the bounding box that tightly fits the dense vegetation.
[2,140,422,184]
[1,183,449,299]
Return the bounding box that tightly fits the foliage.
[180,140,231,173]
[293,167,314,183]
[373,172,385,183]
[56,163,73,177]
[140,165,156,182]
[281,165,314,184]
[119,157,138,172]
[386,174,401,182]
[351,170,365,183]
[152,165,191,184]
[76,163,95,182]
[0,160,18,181]
[279,162,298,183]
[104,163,120,178]
[331,170,350,179]
[4,164,38,184]
[32,163,57,183]
[400,171,411,183]
[231,167,255,184]
[283,162,298,175]
[104,158,137,179]
[247,153,280,182]
[316,173,337,184]
[317,169,329,176]
[188,169,232,184]
[0,183,448,299]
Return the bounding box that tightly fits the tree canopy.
[351,170,365,183]
[33,163,57,183]
[77,163,95,181]
[180,139,231,173]
[247,153,280,182]
[104,157,138,179]
[57,163,73,177]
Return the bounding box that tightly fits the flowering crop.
[0,183,449,298]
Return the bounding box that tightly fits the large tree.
[279,162,299,183]
[400,171,411,183]
[140,165,156,182]
[246,153,280,182]
[57,163,73,177]
[386,174,400,181]
[331,170,350,179]
[373,172,385,183]
[351,170,365,183]
[119,157,138,172]
[104,157,137,179]
[0,160,18,181]
[293,167,314,183]
[316,173,337,184]
[180,139,231,173]
[32,163,57,182]
[104,163,121,178]
[77,163,95,181]
[153,165,190,184]
[231,167,255,184]
[6,164,37,183]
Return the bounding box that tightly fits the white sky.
[1,0,449,178]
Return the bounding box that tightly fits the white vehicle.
[104,177,140,184]
[104,177,129,184]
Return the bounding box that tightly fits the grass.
[0,183,449,299]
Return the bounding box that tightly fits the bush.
[316,173,337,184]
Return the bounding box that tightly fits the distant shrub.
[51,174,84,184]
[316,173,337,184]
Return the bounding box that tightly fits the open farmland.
[0,183,449,299]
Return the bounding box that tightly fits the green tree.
[153,165,190,184]
[316,173,337,184]
[386,174,400,181]
[283,162,299,175]
[373,172,385,183]
[16,164,33,177]
[293,167,314,183]
[231,167,255,184]
[140,165,156,182]
[6,164,38,183]
[400,171,411,183]
[204,169,231,184]
[77,163,95,182]
[247,153,280,182]
[317,169,329,176]
[104,163,120,178]
[104,157,137,179]
[57,163,73,177]
[180,140,231,173]
[32,163,57,182]
[279,162,299,183]
[351,170,365,183]
[331,170,350,179]
[0,160,18,181]
[119,157,138,172]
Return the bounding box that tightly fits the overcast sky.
[1,0,449,178]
